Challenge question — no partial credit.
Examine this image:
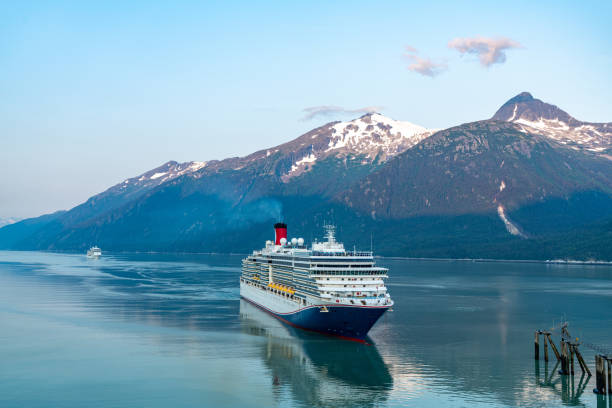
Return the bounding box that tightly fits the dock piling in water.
[533,322,612,404]
[575,345,591,376]
[546,333,561,362]
[608,358,611,395]
[560,339,570,375]
[594,355,606,394]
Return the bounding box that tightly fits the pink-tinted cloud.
[448,36,522,67]
[404,46,447,77]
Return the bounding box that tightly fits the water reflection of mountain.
[239,300,393,407]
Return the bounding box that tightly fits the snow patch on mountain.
[189,161,207,171]
[515,117,570,131]
[150,172,167,180]
[289,153,317,174]
[508,104,518,121]
[111,161,209,193]
[497,205,524,237]
[296,153,317,165]
[327,113,432,159]
[514,115,610,152]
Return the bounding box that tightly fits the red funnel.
[274,223,287,245]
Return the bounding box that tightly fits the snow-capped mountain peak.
[280,113,434,180]
[327,113,431,158]
[493,92,612,155]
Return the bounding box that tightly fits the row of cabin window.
[312,271,385,276]
[244,277,318,298]
[311,264,374,268]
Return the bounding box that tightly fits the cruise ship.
[240,223,393,340]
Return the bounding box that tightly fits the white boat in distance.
[87,246,102,258]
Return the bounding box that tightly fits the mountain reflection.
[239,299,393,407]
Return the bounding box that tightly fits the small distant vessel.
[86,246,102,258]
[240,223,393,340]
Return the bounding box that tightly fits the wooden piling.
[535,331,540,360]
[544,334,549,362]
[560,339,569,375]
[606,358,612,396]
[547,333,561,362]
[594,355,606,394]
[575,347,591,376]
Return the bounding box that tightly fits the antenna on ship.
[370,232,373,253]
[323,223,336,244]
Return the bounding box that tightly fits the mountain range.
[1,92,611,260]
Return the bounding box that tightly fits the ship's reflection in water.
[239,299,393,407]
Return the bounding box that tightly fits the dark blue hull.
[242,296,390,340]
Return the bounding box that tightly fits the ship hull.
[240,281,389,340]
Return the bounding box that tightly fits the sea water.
[1,251,611,407]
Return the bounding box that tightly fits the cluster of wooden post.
[535,329,612,396]
[534,331,562,363]
[534,331,591,377]
[593,354,612,395]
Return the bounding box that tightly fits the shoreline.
[379,256,612,266]
[1,249,611,266]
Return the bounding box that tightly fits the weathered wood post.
[607,357,611,395]
[547,333,561,362]
[544,334,549,362]
[594,355,606,394]
[574,346,592,376]
[534,331,540,360]
[560,339,569,375]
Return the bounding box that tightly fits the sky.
[1,0,611,219]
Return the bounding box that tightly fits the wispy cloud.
[301,106,382,121]
[448,36,522,67]
[403,46,447,77]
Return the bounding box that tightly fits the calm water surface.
[1,251,611,407]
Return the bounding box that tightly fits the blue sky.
[1,0,611,218]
